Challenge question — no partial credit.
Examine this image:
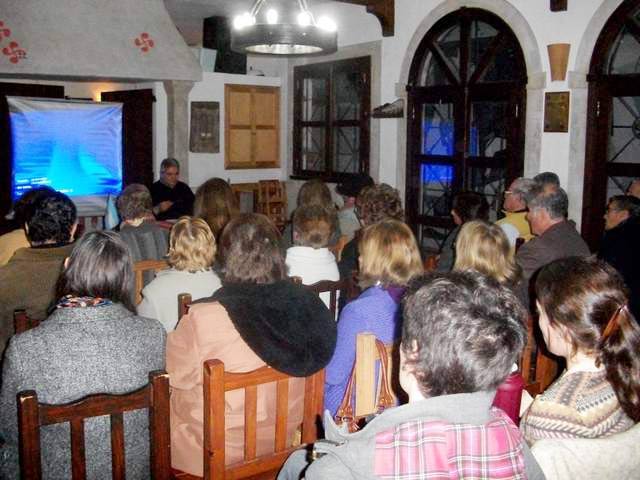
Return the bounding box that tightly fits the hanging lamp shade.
[231,0,337,56]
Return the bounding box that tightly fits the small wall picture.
[189,101,220,153]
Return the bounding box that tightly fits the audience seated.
[0,231,166,478]
[0,186,53,266]
[286,204,340,309]
[598,194,640,320]
[193,177,239,239]
[338,183,404,280]
[497,177,536,246]
[521,256,640,444]
[282,179,341,250]
[0,190,77,356]
[150,157,195,220]
[516,185,589,290]
[437,191,490,272]
[335,173,374,242]
[166,213,336,476]
[325,219,423,416]
[116,184,169,283]
[138,217,221,332]
[454,219,527,306]
[279,270,544,480]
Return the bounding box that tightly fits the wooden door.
[101,89,154,188]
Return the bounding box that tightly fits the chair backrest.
[14,309,41,335]
[303,278,348,320]
[18,370,171,480]
[257,180,287,231]
[519,315,560,396]
[354,333,399,417]
[423,254,439,272]
[203,359,324,480]
[133,259,170,304]
[177,293,192,320]
[329,235,350,262]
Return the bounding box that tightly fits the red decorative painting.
[2,41,26,64]
[134,32,154,53]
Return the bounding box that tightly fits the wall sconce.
[547,43,571,82]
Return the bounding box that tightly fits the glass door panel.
[421,102,455,156]
[608,96,640,164]
[419,164,454,251]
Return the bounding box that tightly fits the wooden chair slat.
[178,293,192,321]
[133,259,170,304]
[70,418,87,480]
[205,360,226,480]
[303,279,348,320]
[110,413,126,480]
[150,373,172,480]
[244,386,258,461]
[274,378,289,452]
[223,367,290,391]
[18,391,42,480]
[39,386,150,424]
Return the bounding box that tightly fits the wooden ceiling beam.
[335,0,394,37]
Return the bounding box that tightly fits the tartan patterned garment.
[374,407,527,479]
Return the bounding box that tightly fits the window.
[406,8,527,253]
[292,56,370,181]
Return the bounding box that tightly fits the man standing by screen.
[150,158,195,220]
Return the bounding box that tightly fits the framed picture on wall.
[189,101,220,153]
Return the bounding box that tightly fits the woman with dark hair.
[167,213,336,476]
[437,191,490,272]
[521,256,640,443]
[193,177,239,238]
[0,231,166,479]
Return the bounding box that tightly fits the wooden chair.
[203,360,324,480]
[423,254,439,272]
[304,278,348,320]
[329,235,350,262]
[178,293,192,320]
[133,259,170,304]
[257,180,287,231]
[17,370,171,480]
[354,333,401,417]
[14,309,41,335]
[519,315,561,396]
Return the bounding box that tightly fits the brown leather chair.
[17,371,171,480]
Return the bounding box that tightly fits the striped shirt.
[374,407,526,479]
[521,369,634,443]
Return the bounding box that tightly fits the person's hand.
[158,200,173,212]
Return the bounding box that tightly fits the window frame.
[292,56,371,182]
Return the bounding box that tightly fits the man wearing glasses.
[496,177,536,247]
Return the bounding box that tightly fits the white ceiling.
[164,0,327,46]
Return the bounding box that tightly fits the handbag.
[334,338,395,433]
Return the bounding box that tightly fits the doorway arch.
[582,0,640,248]
[404,7,527,252]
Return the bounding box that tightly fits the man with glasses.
[496,177,536,247]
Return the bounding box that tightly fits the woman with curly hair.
[521,256,640,443]
[337,183,405,280]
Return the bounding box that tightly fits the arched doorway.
[582,0,640,249]
[405,7,527,253]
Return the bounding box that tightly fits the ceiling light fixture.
[231,0,338,56]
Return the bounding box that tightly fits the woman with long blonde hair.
[324,219,423,415]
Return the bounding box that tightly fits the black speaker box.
[203,16,247,75]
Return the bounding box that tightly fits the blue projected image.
[9,97,123,200]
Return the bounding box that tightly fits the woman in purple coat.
[324,219,424,415]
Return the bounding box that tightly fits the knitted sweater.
[521,369,634,444]
[324,286,402,416]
